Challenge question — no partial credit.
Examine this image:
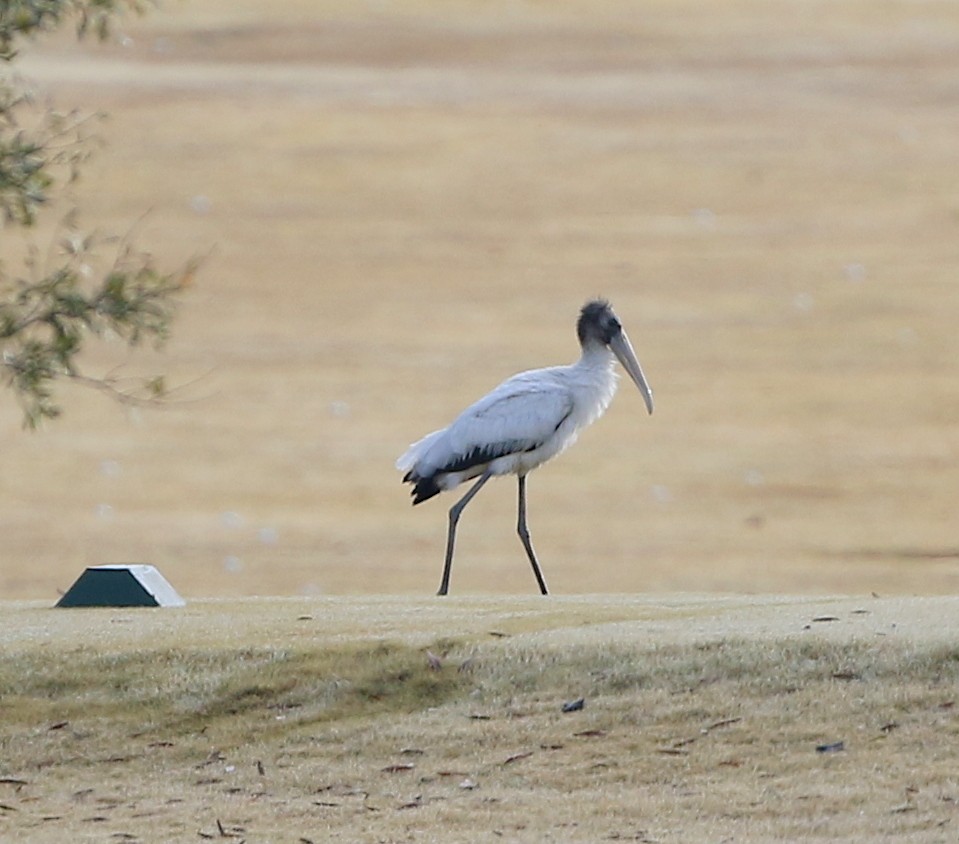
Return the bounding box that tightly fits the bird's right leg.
[438,470,493,596]
[516,474,549,595]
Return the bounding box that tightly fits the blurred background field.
[2,0,958,599]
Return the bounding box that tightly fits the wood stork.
[396,299,654,596]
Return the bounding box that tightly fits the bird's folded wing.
[444,384,574,466]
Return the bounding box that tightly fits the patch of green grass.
[6,635,959,738]
[466,636,959,708]
[0,639,470,743]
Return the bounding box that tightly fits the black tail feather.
[404,473,441,505]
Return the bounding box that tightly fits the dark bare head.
[577,299,622,347]
[576,299,654,414]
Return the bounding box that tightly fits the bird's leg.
[438,470,493,596]
[516,474,549,595]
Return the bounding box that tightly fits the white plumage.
[397,352,616,493]
[397,299,653,595]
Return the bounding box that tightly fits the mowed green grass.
[2,595,959,842]
[3,0,959,600]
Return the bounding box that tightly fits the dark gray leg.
[438,470,493,596]
[517,474,549,595]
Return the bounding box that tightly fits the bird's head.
[577,299,654,415]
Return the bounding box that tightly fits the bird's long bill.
[610,329,654,415]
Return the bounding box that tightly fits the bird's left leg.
[516,474,549,595]
[438,469,493,596]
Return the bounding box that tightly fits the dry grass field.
[2,3,959,840]
[1,0,957,599]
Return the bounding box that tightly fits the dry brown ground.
[5,8,959,839]
[3,0,959,600]
[2,594,959,843]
